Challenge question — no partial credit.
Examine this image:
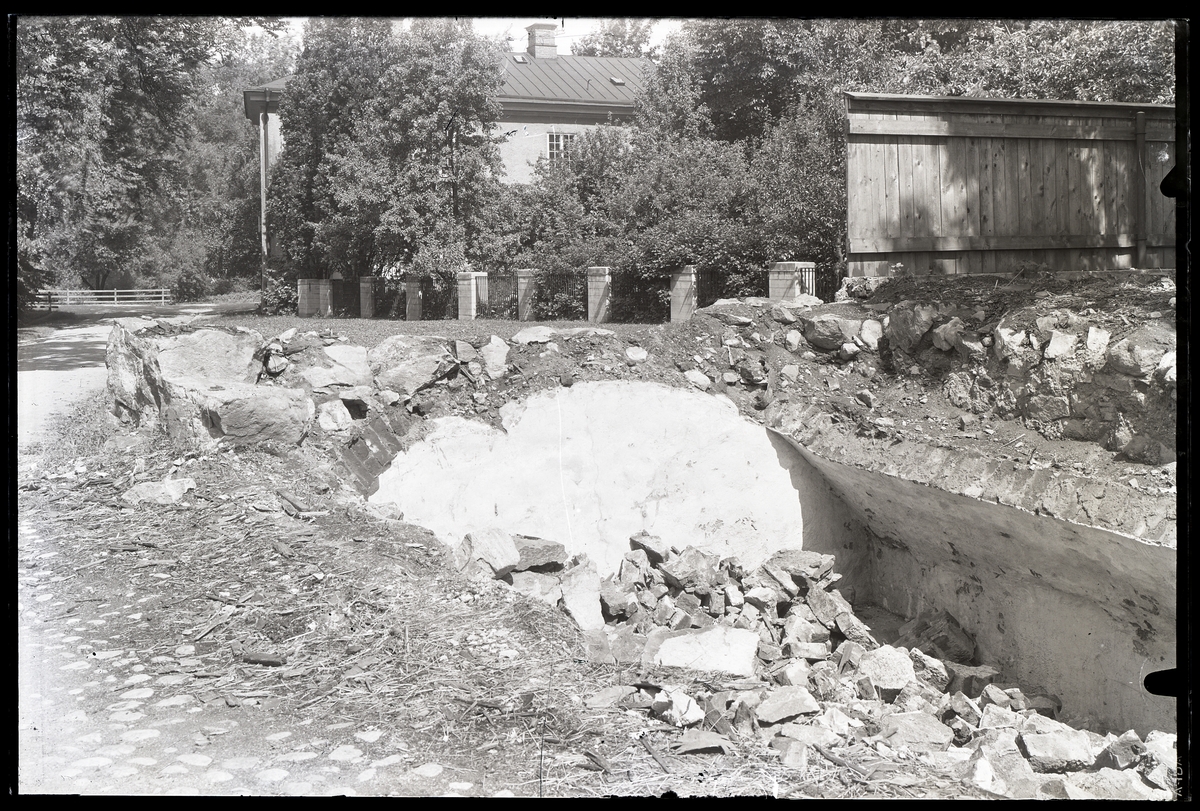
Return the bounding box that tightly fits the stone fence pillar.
[405,279,422,321]
[516,269,537,322]
[297,279,331,317]
[670,265,698,322]
[587,266,612,324]
[769,261,817,301]
[359,276,375,319]
[458,271,487,320]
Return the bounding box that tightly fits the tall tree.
[15,15,287,304]
[268,18,505,280]
[572,18,655,58]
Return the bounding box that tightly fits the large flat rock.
[370,381,861,577]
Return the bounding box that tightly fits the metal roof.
[496,53,647,107]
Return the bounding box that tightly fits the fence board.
[846,94,1175,276]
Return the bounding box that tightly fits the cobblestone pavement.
[16,520,517,797]
[15,310,514,797]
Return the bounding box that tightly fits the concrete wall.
[496,121,594,184]
[773,431,1176,737]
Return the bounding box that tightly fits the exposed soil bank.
[371,379,1174,737]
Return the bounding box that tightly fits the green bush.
[258,275,298,315]
[172,268,210,302]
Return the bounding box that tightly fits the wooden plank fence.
[38,289,174,308]
[845,92,1176,277]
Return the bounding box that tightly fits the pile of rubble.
[456,529,1177,800]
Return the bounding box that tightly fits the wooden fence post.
[1135,111,1147,268]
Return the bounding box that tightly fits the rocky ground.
[17,270,1181,798]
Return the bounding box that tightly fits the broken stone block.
[944,662,1001,698]
[1085,326,1111,354]
[776,660,810,687]
[743,586,780,611]
[1105,321,1174,377]
[1042,330,1079,360]
[860,319,883,351]
[636,589,658,611]
[659,547,721,592]
[1018,729,1096,773]
[785,330,803,352]
[604,624,647,666]
[508,571,562,605]
[768,550,835,583]
[757,641,783,663]
[833,640,865,675]
[978,703,1023,730]
[895,609,976,664]
[599,584,639,620]
[771,737,809,769]
[318,399,354,432]
[963,752,1008,796]
[683,369,711,390]
[782,612,827,645]
[650,624,761,677]
[155,328,264,384]
[122,477,196,506]
[932,317,966,351]
[886,303,937,353]
[652,595,676,625]
[784,641,829,661]
[457,528,521,581]
[1066,767,1172,801]
[722,584,745,610]
[1143,730,1176,765]
[511,535,568,572]
[802,581,853,628]
[835,612,877,649]
[943,691,982,726]
[650,688,706,727]
[1095,738,1147,770]
[979,683,1012,710]
[368,335,454,396]
[669,609,693,630]
[909,648,950,691]
[778,722,841,748]
[479,335,509,379]
[629,530,671,567]
[674,591,703,616]
[880,711,954,752]
[857,646,917,701]
[558,556,605,631]
[798,314,847,351]
[756,686,820,725]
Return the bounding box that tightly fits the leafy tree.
[572,18,655,58]
[15,15,288,306]
[268,18,505,286]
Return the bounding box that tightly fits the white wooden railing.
[38,289,174,308]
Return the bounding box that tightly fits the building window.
[547,133,575,168]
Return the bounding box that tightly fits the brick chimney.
[526,23,558,59]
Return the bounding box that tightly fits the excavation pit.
[369,379,1176,738]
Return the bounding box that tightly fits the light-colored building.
[494,24,645,183]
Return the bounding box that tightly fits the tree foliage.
[268,18,506,287]
[15,15,293,306]
[572,18,655,58]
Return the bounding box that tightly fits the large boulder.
[1105,321,1175,378]
[368,335,454,397]
[799,314,852,351]
[886,303,937,353]
[167,378,315,447]
[300,344,373,389]
[156,328,264,383]
[107,325,168,428]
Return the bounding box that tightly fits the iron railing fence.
[695,268,769,309]
[610,273,670,323]
[476,272,518,320]
[529,271,588,322]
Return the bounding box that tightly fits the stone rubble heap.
[456,529,1177,801]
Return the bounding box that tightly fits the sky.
[281,17,683,52]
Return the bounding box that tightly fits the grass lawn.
[203,312,659,349]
